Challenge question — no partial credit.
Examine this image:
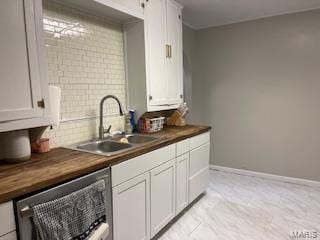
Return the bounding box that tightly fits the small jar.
[124,114,133,134]
[31,138,50,153]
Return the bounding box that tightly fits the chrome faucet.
[99,95,125,139]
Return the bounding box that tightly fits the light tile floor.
[158,170,320,240]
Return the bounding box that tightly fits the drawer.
[189,143,210,177]
[0,202,15,236]
[112,144,176,187]
[190,132,210,150]
[0,232,17,240]
[176,139,190,156]
[189,167,209,203]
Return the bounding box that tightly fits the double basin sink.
[67,134,160,156]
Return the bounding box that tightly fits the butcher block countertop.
[0,125,211,204]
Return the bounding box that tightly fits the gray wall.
[192,9,320,181]
[182,25,196,121]
[183,25,196,68]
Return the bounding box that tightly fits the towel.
[88,223,109,240]
[33,180,106,240]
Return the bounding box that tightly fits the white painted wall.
[192,9,320,181]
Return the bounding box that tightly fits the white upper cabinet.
[125,0,184,117]
[0,0,43,122]
[165,0,183,105]
[144,0,168,106]
[145,0,183,109]
[110,0,144,16]
[59,0,145,22]
[0,0,50,132]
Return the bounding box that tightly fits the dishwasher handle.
[20,206,33,218]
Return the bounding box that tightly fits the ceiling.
[175,0,320,29]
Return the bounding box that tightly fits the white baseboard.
[210,165,320,188]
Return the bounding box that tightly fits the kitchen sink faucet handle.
[101,125,113,139]
[105,125,112,134]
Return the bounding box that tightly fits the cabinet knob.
[149,95,153,101]
[37,99,45,108]
[141,2,145,8]
[180,94,183,99]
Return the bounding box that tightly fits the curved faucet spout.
[99,95,125,139]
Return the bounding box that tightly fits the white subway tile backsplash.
[43,0,127,147]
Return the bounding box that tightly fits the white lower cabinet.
[0,232,17,240]
[189,142,210,203]
[150,159,175,237]
[112,132,210,240]
[189,167,209,203]
[0,201,16,238]
[112,172,150,240]
[175,153,189,214]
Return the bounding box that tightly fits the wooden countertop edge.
[107,125,212,166]
[0,125,211,204]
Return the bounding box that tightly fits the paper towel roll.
[48,86,61,126]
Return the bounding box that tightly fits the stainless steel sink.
[65,134,160,156]
[77,140,133,155]
[113,134,158,145]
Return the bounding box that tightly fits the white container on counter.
[2,129,31,163]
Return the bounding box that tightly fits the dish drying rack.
[138,116,165,133]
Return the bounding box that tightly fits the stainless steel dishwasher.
[14,167,113,240]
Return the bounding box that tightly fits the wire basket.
[138,116,165,133]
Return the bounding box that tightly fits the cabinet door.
[0,202,16,237]
[0,232,17,240]
[150,159,175,237]
[176,153,189,214]
[113,172,150,240]
[0,0,43,122]
[189,143,210,203]
[144,0,168,106]
[166,0,183,105]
